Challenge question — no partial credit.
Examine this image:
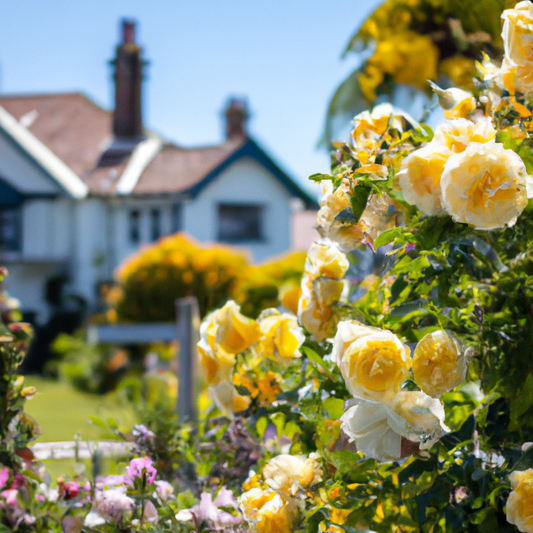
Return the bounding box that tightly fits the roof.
[0,92,317,206]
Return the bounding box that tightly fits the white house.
[0,21,317,324]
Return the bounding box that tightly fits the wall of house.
[2,198,74,323]
[183,156,293,262]
[109,198,178,270]
[70,199,109,309]
[0,131,61,195]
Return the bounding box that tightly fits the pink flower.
[85,489,134,526]
[96,475,127,490]
[0,468,9,491]
[1,489,18,508]
[142,500,158,523]
[154,480,174,502]
[176,487,242,529]
[12,474,26,490]
[126,458,157,485]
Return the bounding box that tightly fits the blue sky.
[0,0,382,195]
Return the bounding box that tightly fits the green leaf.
[349,184,371,223]
[256,416,268,438]
[440,415,475,451]
[309,173,333,183]
[270,412,286,439]
[323,397,345,421]
[106,418,119,430]
[302,346,337,380]
[88,416,107,430]
[326,450,360,475]
[374,227,405,249]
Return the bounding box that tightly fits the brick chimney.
[224,98,248,139]
[112,20,144,138]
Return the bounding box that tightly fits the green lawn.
[24,377,138,443]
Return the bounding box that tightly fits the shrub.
[235,251,306,318]
[112,232,249,321]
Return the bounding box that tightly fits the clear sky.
[0,0,382,196]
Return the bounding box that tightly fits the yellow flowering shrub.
[324,0,516,143]
[235,251,307,318]
[112,232,248,320]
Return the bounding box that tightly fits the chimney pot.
[224,98,248,140]
[122,20,136,44]
[112,19,144,139]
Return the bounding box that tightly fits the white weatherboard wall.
[0,130,61,195]
[22,198,73,260]
[71,199,108,304]
[111,199,177,269]
[183,157,293,262]
[4,198,75,322]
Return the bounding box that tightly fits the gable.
[0,127,62,196]
[197,155,293,203]
[187,139,318,208]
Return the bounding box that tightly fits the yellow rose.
[258,309,305,362]
[239,488,295,533]
[429,82,476,119]
[208,379,250,416]
[441,142,528,229]
[317,181,365,252]
[279,283,301,315]
[398,141,451,216]
[298,274,344,342]
[340,392,445,461]
[213,300,261,354]
[412,330,469,397]
[433,118,496,154]
[197,343,235,385]
[502,1,533,93]
[305,240,349,280]
[332,321,411,401]
[263,453,322,496]
[298,239,348,342]
[318,180,399,251]
[506,469,533,533]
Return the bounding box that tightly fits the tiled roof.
[0,93,112,184]
[0,92,316,206]
[133,139,245,195]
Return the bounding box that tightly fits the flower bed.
[4,2,533,532]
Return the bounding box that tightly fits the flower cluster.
[238,453,322,532]
[297,239,348,342]
[198,300,304,415]
[332,322,471,461]
[399,116,530,229]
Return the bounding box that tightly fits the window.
[218,204,263,242]
[171,203,182,233]
[129,210,140,244]
[0,208,21,252]
[150,208,161,242]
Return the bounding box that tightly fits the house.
[0,20,317,324]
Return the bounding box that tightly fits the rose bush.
[7,2,533,532]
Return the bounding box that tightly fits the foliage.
[48,333,129,394]
[6,3,533,532]
[111,233,249,321]
[0,268,39,471]
[235,251,306,318]
[324,0,516,143]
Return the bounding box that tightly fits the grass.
[24,376,138,443]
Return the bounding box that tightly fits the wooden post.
[175,297,199,421]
